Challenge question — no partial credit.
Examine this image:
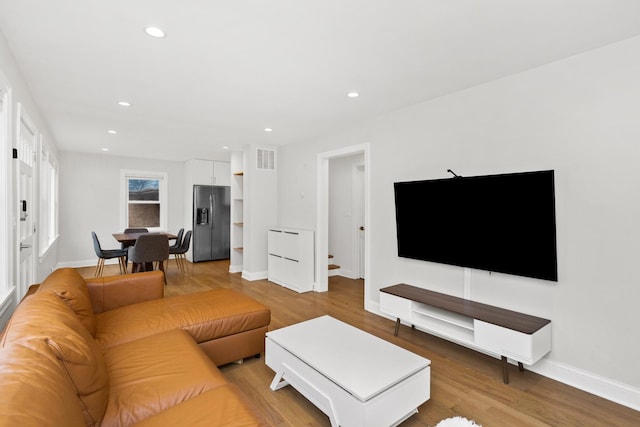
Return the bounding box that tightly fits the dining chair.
[91,232,128,277]
[127,233,170,284]
[121,228,149,249]
[169,228,184,252]
[170,230,191,274]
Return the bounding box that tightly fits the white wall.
[277,36,640,408]
[242,145,278,280]
[0,31,60,286]
[57,151,185,267]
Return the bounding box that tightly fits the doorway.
[316,143,370,293]
[353,162,365,279]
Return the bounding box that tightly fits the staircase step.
[328,264,340,270]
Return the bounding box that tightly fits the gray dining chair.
[91,231,127,277]
[127,233,170,284]
[121,228,149,249]
[169,228,184,252]
[170,230,191,273]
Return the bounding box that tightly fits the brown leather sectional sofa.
[0,268,271,426]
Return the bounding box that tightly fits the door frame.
[15,102,38,299]
[352,162,365,280]
[315,143,370,293]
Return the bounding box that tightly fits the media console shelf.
[380,284,551,384]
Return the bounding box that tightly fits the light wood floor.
[76,260,640,427]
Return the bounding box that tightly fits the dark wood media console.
[380,284,552,383]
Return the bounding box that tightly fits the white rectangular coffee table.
[265,315,431,427]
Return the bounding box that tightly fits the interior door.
[355,164,365,279]
[16,106,37,298]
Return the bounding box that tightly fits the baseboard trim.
[0,286,16,330]
[529,358,640,411]
[242,270,268,281]
[57,259,102,269]
[229,264,243,273]
[366,301,640,412]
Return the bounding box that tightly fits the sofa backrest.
[0,341,86,427]
[36,267,97,336]
[1,290,110,426]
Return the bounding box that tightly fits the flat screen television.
[394,170,558,282]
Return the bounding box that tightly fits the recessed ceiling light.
[118,101,131,107]
[222,146,229,150]
[347,92,360,98]
[107,130,117,134]
[264,128,273,132]
[145,27,166,38]
[101,148,109,151]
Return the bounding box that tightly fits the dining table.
[112,232,177,246]
[112,232,178,273]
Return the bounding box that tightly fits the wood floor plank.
[75,261,640,427]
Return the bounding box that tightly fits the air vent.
[256,148,275,170]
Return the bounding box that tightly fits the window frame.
[0,78,11,306]
[120,170,168,232]
[38,135,58,259]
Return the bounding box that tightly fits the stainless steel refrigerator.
[192,185,230,262]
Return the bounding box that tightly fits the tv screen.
[394,170,558,281]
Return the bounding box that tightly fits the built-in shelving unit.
[380,284,552,384]
[229,152,245,273]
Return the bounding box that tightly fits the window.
[0,84,9,300]
[121,170,167,231]
[38,137,58,257]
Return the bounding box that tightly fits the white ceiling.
[1,1,640,162]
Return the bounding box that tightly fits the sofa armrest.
[85,271,164,313]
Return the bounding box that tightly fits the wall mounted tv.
[394,170,558,282]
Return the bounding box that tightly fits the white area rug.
[435,416,482,427]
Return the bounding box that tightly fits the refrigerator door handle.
[209,194,214,229]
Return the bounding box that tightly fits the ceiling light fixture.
[101,148,109,151]
[347,92,360,98]
[118,101,131,107]
[107,130,117,134]
[145,26,166,38]
[264,128,273,132]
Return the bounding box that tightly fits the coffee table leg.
[269,369,289,391]
[269,363,340,427]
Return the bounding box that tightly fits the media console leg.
[501,356,509,384]
[394,318,401,336]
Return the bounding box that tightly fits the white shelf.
[412,304,474,331]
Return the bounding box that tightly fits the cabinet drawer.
[379,293,412,320]
[474,320,551,364]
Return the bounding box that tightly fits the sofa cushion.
[0,341,86,427]
[1,291,109,426]
[133,385,270,427]
[94,288,270,349]
[101,329,229,427]
[37,267,97,336]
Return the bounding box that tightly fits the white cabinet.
[268,227,314,293]
[380,284,551,383]
[187,159,230,186]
